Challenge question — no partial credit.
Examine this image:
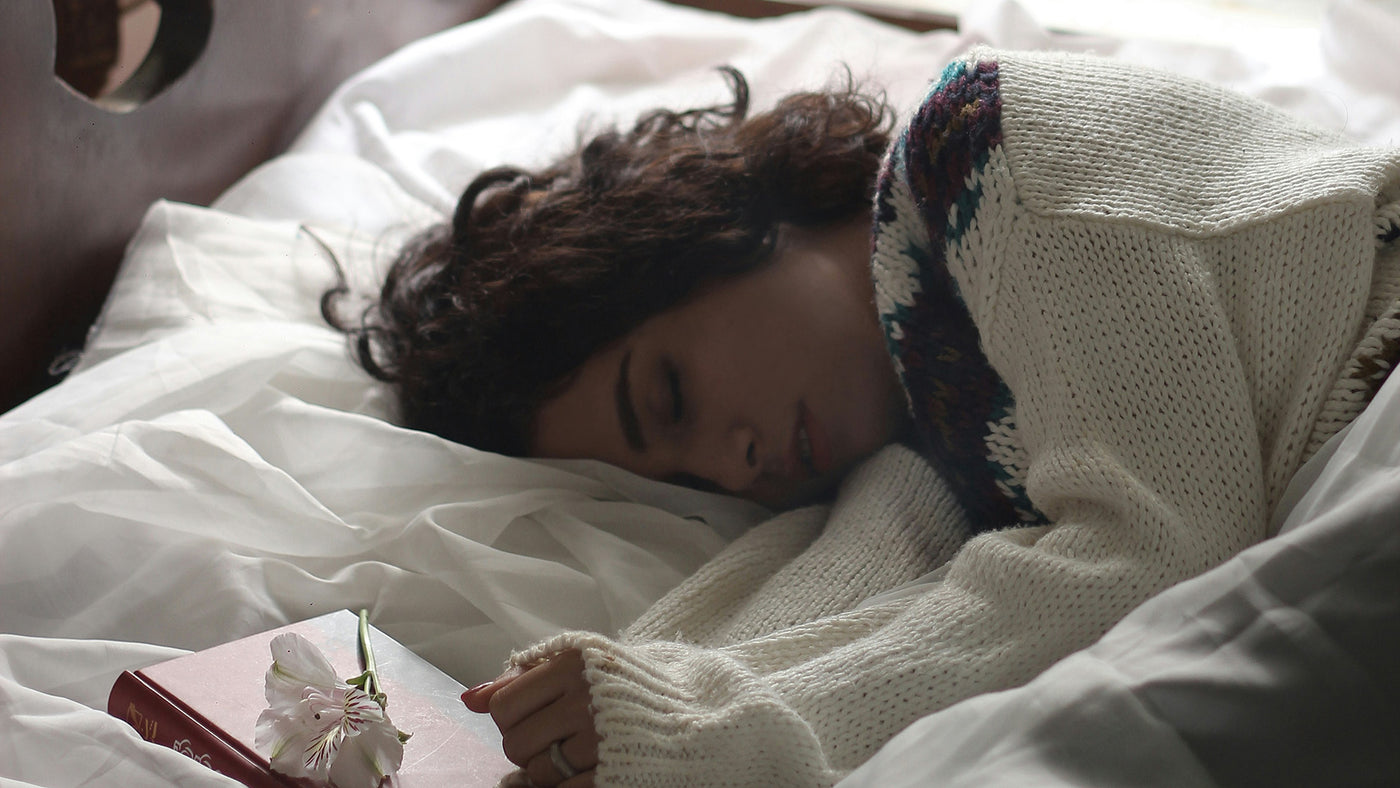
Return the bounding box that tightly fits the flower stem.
[357,609,380,700]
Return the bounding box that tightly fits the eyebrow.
[616,350,646,452]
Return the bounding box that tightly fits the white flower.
[255,632,406,788]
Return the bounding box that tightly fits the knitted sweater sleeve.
[509,50,1400,788]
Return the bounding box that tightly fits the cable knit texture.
[509,48,1400,787]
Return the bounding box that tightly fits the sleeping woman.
[327,47,1400,787]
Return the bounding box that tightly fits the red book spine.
[107,669,293,788]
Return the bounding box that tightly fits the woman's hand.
[462,649,600,787]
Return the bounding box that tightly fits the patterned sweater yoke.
[871,57,1042,528]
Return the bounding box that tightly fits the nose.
[691,423,762,494]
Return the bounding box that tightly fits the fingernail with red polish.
[461,682,492,704]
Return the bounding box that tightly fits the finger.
[560,729,600,773]
[489,650,589,730]
[496,769,534,788]
[560,772,595,788]
[460,666,526,714]
[523,738,590,788]
[524,748,562,786]
[499,694,596,767]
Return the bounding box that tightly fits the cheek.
[530,358,620,463]
[818,320,905,456]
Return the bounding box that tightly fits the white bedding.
[2,0,1398,785]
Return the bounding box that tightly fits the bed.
[1,0,1398,785]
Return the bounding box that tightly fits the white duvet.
[3,0,1398,786]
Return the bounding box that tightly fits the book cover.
[108,609,514,787]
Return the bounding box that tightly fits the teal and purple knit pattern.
[873,57,1046,530]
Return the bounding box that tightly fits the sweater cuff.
[511,631,840,788]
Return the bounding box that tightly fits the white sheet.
[3,0,1399,786]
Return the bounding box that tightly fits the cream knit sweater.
[512,49,1400,786]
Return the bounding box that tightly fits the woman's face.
[531,214,908,509]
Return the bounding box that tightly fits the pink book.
[108,609,513,787]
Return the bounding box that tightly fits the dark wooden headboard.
[0,0,509,412]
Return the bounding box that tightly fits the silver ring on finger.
[549,739,579,780]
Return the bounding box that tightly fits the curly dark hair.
[324,68,892,456]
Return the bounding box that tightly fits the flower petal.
[256,708,317,779]
[264,633,339,708]
[338,687,385,736]
[303,722,345,779]
[328,716,405,788]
